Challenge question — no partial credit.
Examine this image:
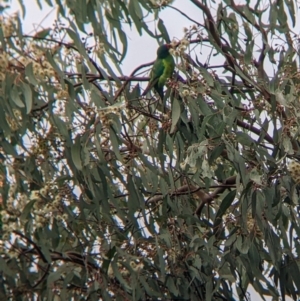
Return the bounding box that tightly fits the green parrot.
[142,44,175,99]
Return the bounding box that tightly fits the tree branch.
[194,175,237,216]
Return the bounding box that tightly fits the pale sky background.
[8,0,213,75]
[6,0,299,300]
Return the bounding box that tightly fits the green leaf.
[47,270,62,287]
[66,27,86,56]
[269,2,278,33]
[1,139,18,156]
[52,114,71,145]
[51,220,60,249]
[243,22,252,41]
[235,66,261,90]
[197,94,212,115]
[166,276,179,297]
[240,5,256,24]
[282,136,293,155]
[156,236,166,281]
[128,0,143,35]
[25,62,39,86]
[289,257,300,292]
[20,200,35,222]
[208,143,225,164]
[20,82,32,114]
[170,97,181,133]
[235,235,251,254]
[40,244,52,263]
[71,135,83,171]
[214,190,236,230]
[159,228,172,248]
[284,0,295,27]
[10,86,24,108]
[117,28,128,62]
[109,127,122,161]
[0,256,15,277]
[112,261,132,292]
[17,0,26,18]
[157,19,170,43]
[34,28,51,38]
[244,40,254,65]
[102,246,116,274]
[200,67,214,87]
[210,89,224,109]
[139,275,162,298]
[236,131,256,147]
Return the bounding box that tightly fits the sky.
[5,0,297,300]
[7,0,211,74]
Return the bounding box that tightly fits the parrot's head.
[156,44,172,59]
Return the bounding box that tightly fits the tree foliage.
[1,0,300,300]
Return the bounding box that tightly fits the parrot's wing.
[157,56,175,89]
[150,58,165,82]
[142,58,165,96]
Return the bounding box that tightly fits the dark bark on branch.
[194,175,237,216]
